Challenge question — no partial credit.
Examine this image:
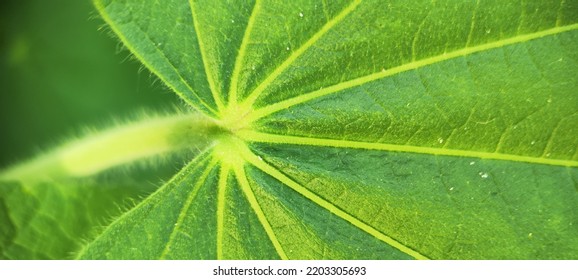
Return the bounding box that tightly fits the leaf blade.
[0,179,155,259]
[93,0,219,115]
[81,0,578,260]
[250,143,578,259]
[250,31,578,163]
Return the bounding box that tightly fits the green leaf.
[6,0,578,259]
[0,178,157,259]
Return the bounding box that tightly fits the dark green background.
[0,0,179,169]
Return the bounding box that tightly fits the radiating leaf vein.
[240,145,429,260]
[93,0,218,116]
[160,158,218,259]
[246,24,578,122]
[216,164,229,259]
[240,131,578,167]
[233,164,288,259]
[241,0,362,107]
[188,0,225,111]
[228,0,261,106]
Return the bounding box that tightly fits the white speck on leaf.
[469,161,476,165]
[286,47,290,51]
[531,140,536,145]
[231,19,235,23]
[438,137,444,144]
[299,12,304,18]
[479,172,489,179]
[449,187,454,191]
[258,156,263,161]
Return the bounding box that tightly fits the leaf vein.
[240,131,578,167]
[94,0,218,116]
[74,148,214,259]
[465,0,480,47]
[241,147,429,260]
[228,0,261,106]
[241,0,362,107]
[216,164,230,259]
[247,24,578,122]
[188,0,225,111]
[233,164,288,260]
[160,159,218,259]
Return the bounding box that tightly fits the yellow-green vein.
[228,0,261,106]
[74,148,213,259]
[240,131,578,167]
[216,164,230,259]
[240,0,362,107]
[233,164,289,260]
[240,146,429,260]
[160,159,218,259]
[93,0,218,116]
[189,0,225,111]
[465,0,480,47]
[246,23,578,122]
[556,0,566,27]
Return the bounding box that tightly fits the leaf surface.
[81,0,578,259]
[0,179,155,259]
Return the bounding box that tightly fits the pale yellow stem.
[0,113,222,181]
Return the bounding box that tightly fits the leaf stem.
[0,113,223,181]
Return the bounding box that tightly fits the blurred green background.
[0,0,179,169]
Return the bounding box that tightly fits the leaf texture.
[0,179,154,259]
[80,0,578,259]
